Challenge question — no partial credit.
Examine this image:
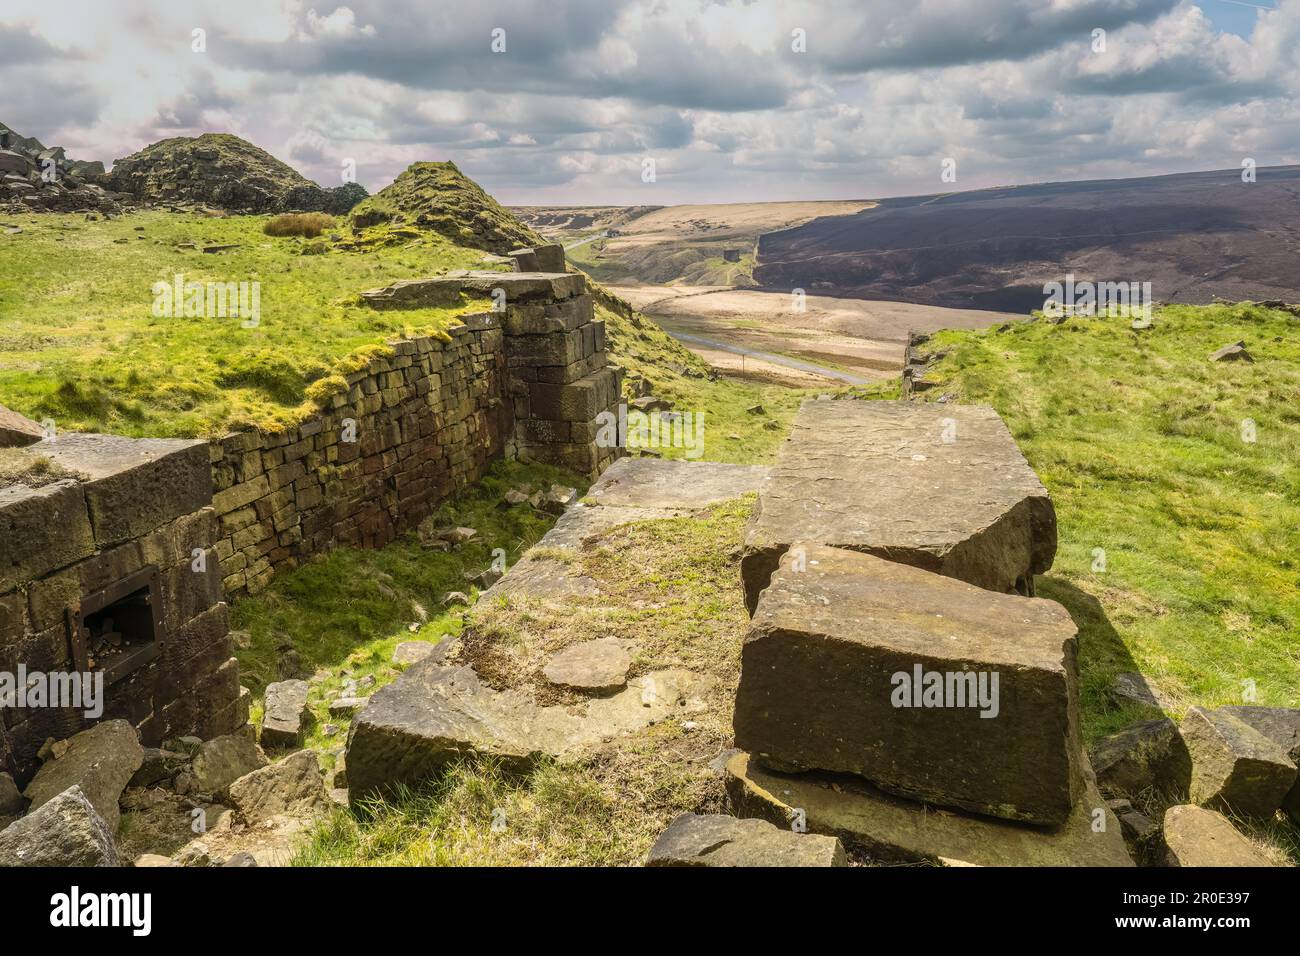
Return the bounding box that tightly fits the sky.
[1,0,1298,205]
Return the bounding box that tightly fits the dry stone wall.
[209,270,621,598]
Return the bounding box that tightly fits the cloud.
[3,0,1300,203]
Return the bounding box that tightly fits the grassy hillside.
[921,303,1300,739]
[0,211,493,436]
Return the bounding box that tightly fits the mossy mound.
[347,161,543,254]
[106,133,367,214]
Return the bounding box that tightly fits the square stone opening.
[70,565,163,686]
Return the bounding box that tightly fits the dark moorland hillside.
[754,165,1300,312]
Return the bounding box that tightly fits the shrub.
[263,212,335,238]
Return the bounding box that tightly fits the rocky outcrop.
[0,121,120,213]
[733,542,1083,826]
[646,813,846,867]
[1162,805,1276,867]
[740,400,1057,614]
[105,133,366,214]
[347,161,543,254]
[0,785,118,866]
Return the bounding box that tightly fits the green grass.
[923,303,1300,740]
[293,497,753,866]
[0,211,493,437]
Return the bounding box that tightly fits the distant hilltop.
[104,132,367,215]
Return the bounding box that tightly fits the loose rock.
[646,813,846,867]
[0,786,118,866]
[1181,706,1296,818]
[22,719,143,832]
[1162,805,1276,867]
[262,679,311,748]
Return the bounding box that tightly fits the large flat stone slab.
[725,753,1132,867]
[741,400,1056,613]
[733,542,1083,826]
[586,458,770,511]
[32,433,212,548]
[1181,706,1296,818]
[486,459,769,602]
[346,661,707,799]
[646,812,846,867]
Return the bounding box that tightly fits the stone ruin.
[1,435,244,787]
[0,122,121,214]
[1,247,627,845]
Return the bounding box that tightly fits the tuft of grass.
[0,448,85,489]
[922,303,1300,740]
[263,212,335,238]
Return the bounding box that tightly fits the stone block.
[34,434,213,548]
[0,480,94,592]
[740,400,1057,614]
[733,542,1083,825]
[1182,706,1297,818]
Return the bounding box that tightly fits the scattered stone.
[726,752,1133,867]
[261,679,312,748]
[1209,341,1253,362]
[745,404,766,415]
[503,488,530,506]
[229,629,251,650]
[227,750,329,824]
[170,735,204,756]
[174,841,213,866]
[1109,671,1174,711]
[0,786,119,866]
[22,719,143,832]
[129,747,190,789]
[733,543,1083,826]
[543,638,632,694]
[629,396,671,413]
[190,733,268,794]
[1181,706,1296,818]
[646,813,846,867]
[323,723,340,737]
[329,696,370,717]
[466,567,503,589]
[224,851,258,867]
[1089,717,1191,799]
[134,853,176,867]
[329,788,350,806]
[740,400,1057,614]
[0,772,25,815]
[442,590,471,607]
[536,484,577,516]
[393,641,437,665]
[1162,805,1276,867]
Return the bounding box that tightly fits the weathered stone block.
[1162,804,1277,867]
[1089,717,1192,799]
[35,434,213,548]
[527,366,620,422]
[0,403,43,447]
[1182,706,1297,818]
[360,277,464,309]
[740,400,1057,614]
[725,752,1132,867]
[733,542,1083,825]
[0,480,94,592]
[0,785,118,866]
[261,679,311,748]
[451,270,584,302]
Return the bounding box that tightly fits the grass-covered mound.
[347,161,543,254]
[921,303,1300,738]
[0,210,492,436]
[106,133,366,214]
